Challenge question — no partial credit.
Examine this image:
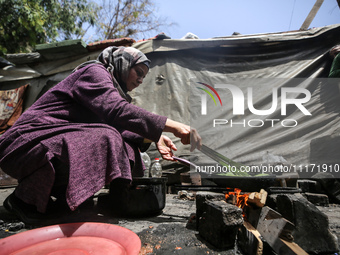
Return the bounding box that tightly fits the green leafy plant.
[0,0,98,54]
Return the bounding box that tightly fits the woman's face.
[126,63,148,91]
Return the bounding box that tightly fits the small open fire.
[225,188,250,216]
[196,179,338,255]
[198,188,310,254]
[224,188,268,219]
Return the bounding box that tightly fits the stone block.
[198,200,243,249]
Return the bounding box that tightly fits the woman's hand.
[156,135,177,161]
[163,119,202,151]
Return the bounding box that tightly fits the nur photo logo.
[195,80,312,128]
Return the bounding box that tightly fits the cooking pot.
[199,172,278,191]
[124,177,167,217]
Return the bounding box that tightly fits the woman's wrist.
[163,119,178,133]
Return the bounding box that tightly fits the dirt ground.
[0,188,240,255]
[317,203,340,248]
[0,187,340,254]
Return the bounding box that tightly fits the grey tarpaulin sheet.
[132,24,340,174]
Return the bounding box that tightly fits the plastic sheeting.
[131,24,340,175]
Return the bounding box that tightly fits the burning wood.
[198,188,326,255]
[238,221,264,255]
[225,188,250,210]
[225,188,267,210]
[247,189,267,207]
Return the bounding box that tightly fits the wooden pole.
[300,0,324,30]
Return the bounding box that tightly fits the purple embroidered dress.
[0,63,167,213]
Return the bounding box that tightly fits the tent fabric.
[130,24,340,174]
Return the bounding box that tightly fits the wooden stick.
[238,221,263,255]
[248,189,267,207]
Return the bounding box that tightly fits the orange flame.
[225,188,250,211]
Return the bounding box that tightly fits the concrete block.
[303,192,329,206]
[195,191,226,230]
[311,173,340,203]
[275,193,339,254]
[296,179,318,193]
[198,200,243,249]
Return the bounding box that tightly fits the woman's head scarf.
[74,46,150,102]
